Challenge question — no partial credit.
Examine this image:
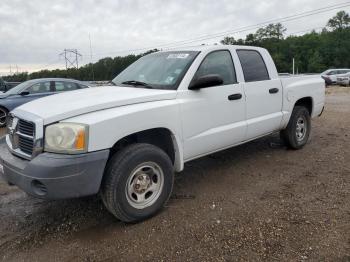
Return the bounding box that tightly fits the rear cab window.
[237,50,270,82]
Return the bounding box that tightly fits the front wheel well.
[110,128,176,164]
[294,97,313,115]
[0,105,9,112]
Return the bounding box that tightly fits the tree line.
[3,11,350,82]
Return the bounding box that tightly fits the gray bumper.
[0,139,109,200]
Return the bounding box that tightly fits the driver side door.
[179,50,247,161]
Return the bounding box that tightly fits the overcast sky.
[0,0,349,75]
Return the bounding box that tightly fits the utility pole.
[59,49,82,69]
[292,58,295,75]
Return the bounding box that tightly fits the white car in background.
[321,69,350,84]
[336,73,350,86]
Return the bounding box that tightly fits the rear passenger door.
[237,49,283,139]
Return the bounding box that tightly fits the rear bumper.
[337,80,349,86]
[0,138,109,200]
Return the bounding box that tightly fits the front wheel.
[0,107,8,127]
[281,106,311,150]
[101,143,174,223]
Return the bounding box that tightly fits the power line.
[20,2,350,72]
[89,2,350,57]
[161,3,350,50]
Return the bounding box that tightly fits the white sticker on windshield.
[167,53,190,59]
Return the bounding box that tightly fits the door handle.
[269,88,279,94]
[228,93,242,100]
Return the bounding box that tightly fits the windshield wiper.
[121,80,153,89]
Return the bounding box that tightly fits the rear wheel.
[0,107,8,127]
[281,106,311,150]
[101,143,174,223]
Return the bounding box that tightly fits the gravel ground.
[0,87,349,261]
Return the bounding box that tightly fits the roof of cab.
[160,44,266,53]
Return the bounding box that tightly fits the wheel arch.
[0,105,9,126]
[109,127,184,172]
[294,96,313,115]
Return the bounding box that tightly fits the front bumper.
[0,138,109,200]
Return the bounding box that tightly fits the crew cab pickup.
[0,45,325,222]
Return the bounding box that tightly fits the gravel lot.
[0,87,349,261]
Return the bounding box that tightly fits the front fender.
[62,100,185,172]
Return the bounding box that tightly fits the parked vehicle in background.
[321,69,350,84]
[0,45,325,223]
[0,78,6,92]
[321,75,332,86]
[0,78,89,127]
[336,73,350,86]
[0,78,21,93]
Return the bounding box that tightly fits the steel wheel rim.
[125,162,164,209]
[0,108,7,126]
[296,115,307,142]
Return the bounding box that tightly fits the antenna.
[89,34,95,81]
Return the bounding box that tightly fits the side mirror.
[189,74,224,90]
[19,91,30,96]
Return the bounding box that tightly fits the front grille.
[7,116,37,159]
[18,136,34,155]
[18,119,35,136]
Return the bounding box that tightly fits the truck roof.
[161,44,267,53]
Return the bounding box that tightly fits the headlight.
[44,123,88,154]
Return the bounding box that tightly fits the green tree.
[255,23,286,40]
[220,36,237,45]
[327,11,350,30]
[307,51,325,72]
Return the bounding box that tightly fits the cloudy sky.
[0,0,349,75]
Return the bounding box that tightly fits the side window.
[339,70,350,74]
[237,50,270,82]
[55,81,79,92]
[194,50,236,85]
[26,82,51,94]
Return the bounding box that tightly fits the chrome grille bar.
[6,112,43,160]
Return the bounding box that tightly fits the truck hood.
[14,86,177,124]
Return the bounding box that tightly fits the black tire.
[281,106,311,150]
[0,107,8,128]
[101,143,174,223]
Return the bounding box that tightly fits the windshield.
[112,51,199,90]
[5,80,33,95]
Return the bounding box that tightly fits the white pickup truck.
[0,45,325,222]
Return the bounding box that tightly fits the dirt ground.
[0,87,349,261]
